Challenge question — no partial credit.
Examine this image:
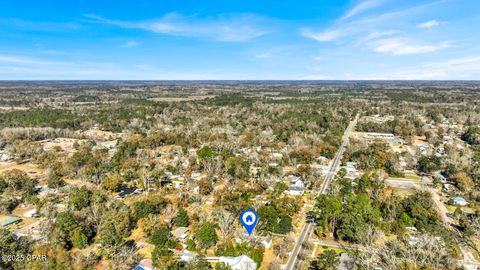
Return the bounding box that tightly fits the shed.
[171,227,189,240]
[23,209,37,218]
[0,216,21,227]
[453,196,468,206]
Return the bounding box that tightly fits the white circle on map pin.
[242,212,256,225]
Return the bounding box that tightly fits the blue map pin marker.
[240,209,258,236]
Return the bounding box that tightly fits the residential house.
[218,255,257,270]
[434,171,447,183]
[171,227,189,241]
[341,162,362,180]
[135,259,154,270]
[287,176,306,196]
[261,237,272,249]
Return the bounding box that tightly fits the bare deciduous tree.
[213,207,235,242]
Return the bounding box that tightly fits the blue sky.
[0,0,479,80]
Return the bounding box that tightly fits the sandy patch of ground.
[0,162,46,179]
[413,136,428,146]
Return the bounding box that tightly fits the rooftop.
[171,227,189,239]
[0,216,21,227]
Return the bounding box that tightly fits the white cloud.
[0,54,247,80]
[0,54,66,65]
[120,40,140,48]
[301,0,386,42]
[85,13,269,42]
[372,38,452,55]
[341,0,383,21]
[254,52,272,59]
[418,20,441,28]
[0,18,81,32]
[392,56,480,79]
[357,30,399,43]
[302,1,450,44]
[38,49,67,55]
[342,56,480,80]
[301,28,347,42]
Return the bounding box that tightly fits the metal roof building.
[0,216,21,227]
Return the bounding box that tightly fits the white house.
[261,237,272,249]
[341,162,362,180]
[218,255,257,270]
[434,171,447,183]
[179,251,257,270]
[234,236,272,249]
[287,176,306,196]
[23,209,37,218]
[171,227,189,241]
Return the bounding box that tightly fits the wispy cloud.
[372,38,452,55]
[302,1,449,43]
[0,18,81,32]
[313,55,480,80]
[120,40,140,48]
[0,53,244,80]
[417,19,442,28]
[389,56,480,79]
[340,0,384,21]
[253,46,294,60]
[301,0,385,42]
[301,28,348,42]
[84,13,270,42]
[0,54,66,65]
[38,49,67,55]
[357,30,399,43]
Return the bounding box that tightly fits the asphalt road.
[284,113,359,270]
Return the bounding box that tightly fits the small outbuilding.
[171,227,189,240]
[453,196,468,206]
[23,209,37,218]
[0,216,21,227]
